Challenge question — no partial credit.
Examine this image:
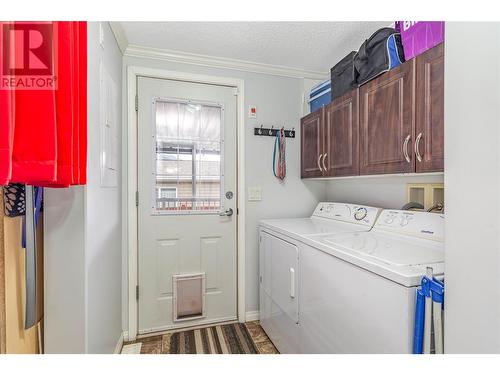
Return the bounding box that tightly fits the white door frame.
[125,66,245,340]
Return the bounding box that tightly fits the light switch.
[248,187,262,201]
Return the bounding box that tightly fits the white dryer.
[300,209,444,353]
[258,202,382,353]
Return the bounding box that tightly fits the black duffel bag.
[330,51,358,100]
[354,27,405,86]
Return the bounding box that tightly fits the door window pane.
[157,187,177,199]
[154,100,222,213]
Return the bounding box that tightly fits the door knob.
[219,208,234,217]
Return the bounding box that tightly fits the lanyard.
[273,128,286,180]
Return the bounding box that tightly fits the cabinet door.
[415,44,444,172]
[359,61,415,175]
[324,90,359,177]
[300,109,324,178]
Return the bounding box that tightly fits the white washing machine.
[258,202,382,353]
[300,209,444,353]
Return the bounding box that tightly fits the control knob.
[354,207,368,221]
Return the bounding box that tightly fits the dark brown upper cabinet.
[415,43,444,172]
[300,109,324,178]
[323,90,359,177]
[359,59,415,175]
[300,43,444,179]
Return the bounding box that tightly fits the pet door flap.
[173,273,206,322]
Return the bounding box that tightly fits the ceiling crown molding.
[109,22,128,54]
[123,44,329,80]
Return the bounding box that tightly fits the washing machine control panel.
[375,210,444,241]
[313,202,381,226]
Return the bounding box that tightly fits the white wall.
[44,22,123,353]
[85,22,123,354]
[325,174,444,209]
[444,22,500,353]
[44,187,86,353]
[121,55,326,330]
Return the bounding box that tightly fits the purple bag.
[395,21,444,60]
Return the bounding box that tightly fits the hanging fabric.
[273,127,286,181]
[0,21,15,185]
[3,183,25,217]
[0,21,87,187]
[10,40,58,184]
[52,21,76,187]
[72,23,82,185]
[33,21,87,187]
[0,83,14,185]
[77,21,87,185]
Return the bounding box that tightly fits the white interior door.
[137,76,237,333]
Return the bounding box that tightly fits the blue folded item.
[308,80,331,112]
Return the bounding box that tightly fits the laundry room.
[1,2,500,373]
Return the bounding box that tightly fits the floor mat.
[169,323,256,354]
[125,321,278,354]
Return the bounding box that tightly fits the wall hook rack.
[254,125,295,138]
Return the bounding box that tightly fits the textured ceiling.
[119,22,390,73]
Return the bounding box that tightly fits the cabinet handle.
[317,154,323,172]
[289,267,295,299]
[322,153,328,172]
[403,134,411,163]
[415,132,423,162]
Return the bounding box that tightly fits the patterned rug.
[121,321,278,354]
[169,323,258,354]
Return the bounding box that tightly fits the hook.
[269,126,273,136]
[258,125,263,135]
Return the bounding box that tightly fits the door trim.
[125,66,246,340]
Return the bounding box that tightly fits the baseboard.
[245,311,260,322]
[114,332,124,354]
